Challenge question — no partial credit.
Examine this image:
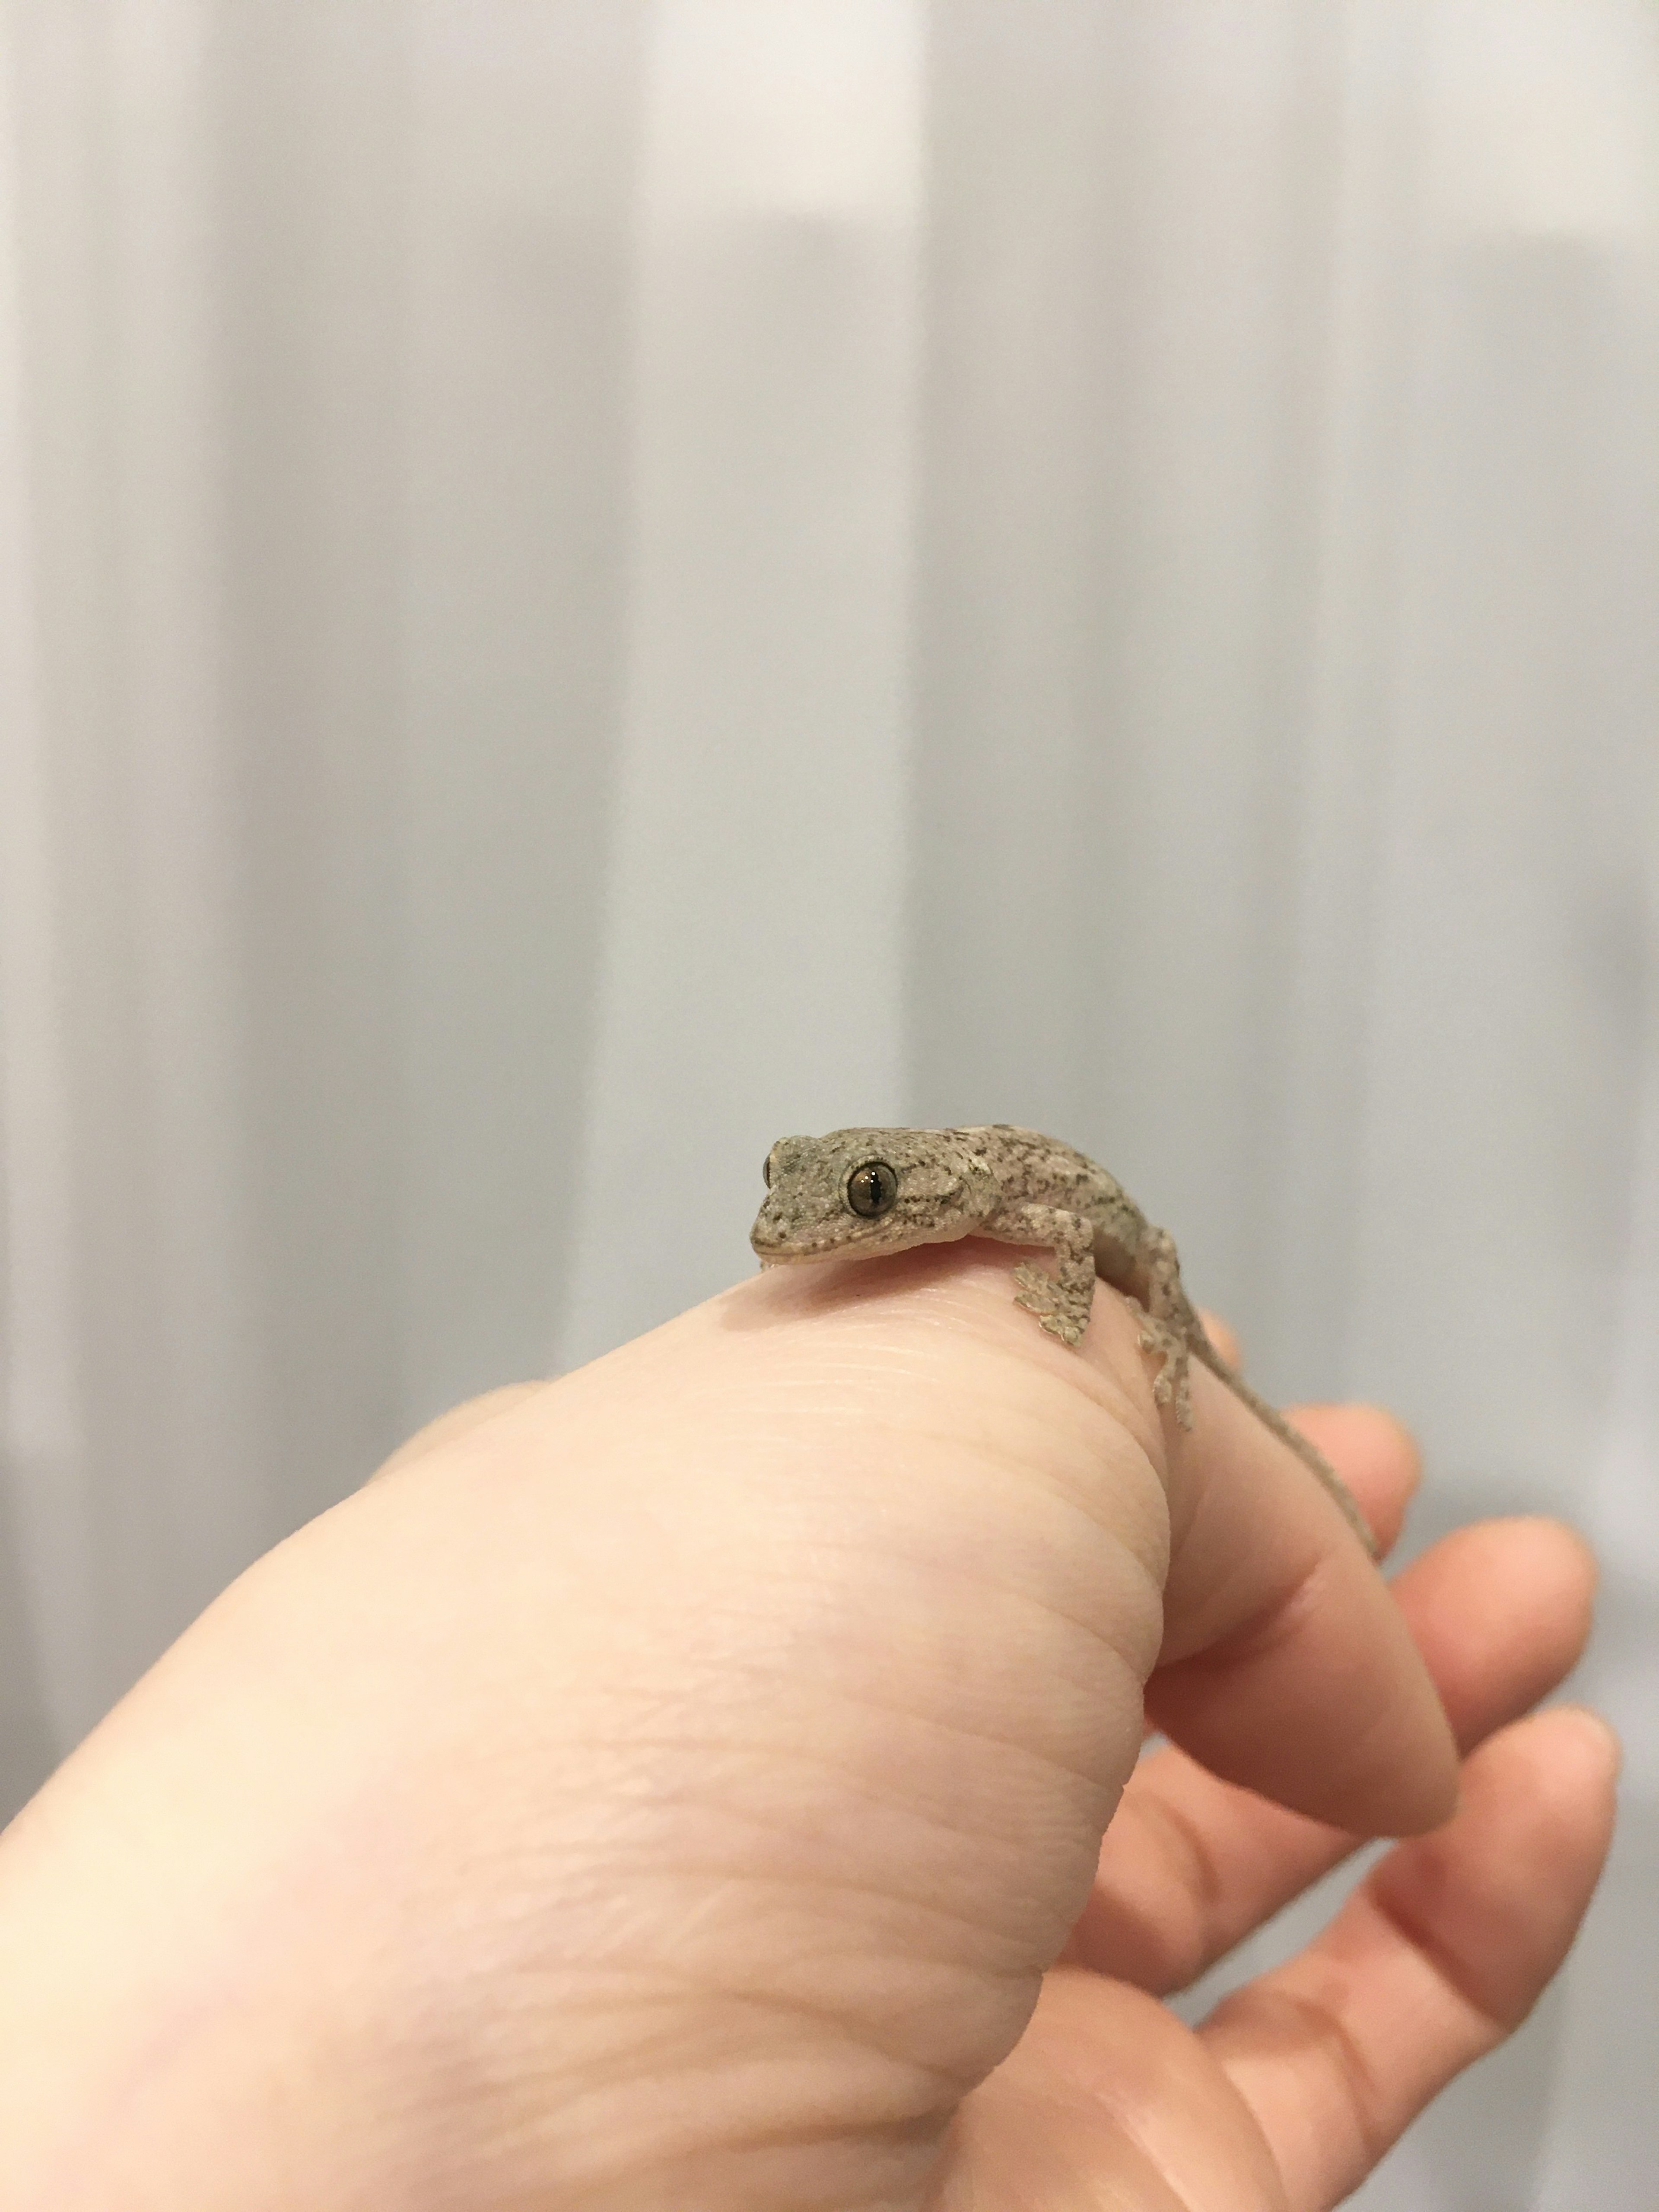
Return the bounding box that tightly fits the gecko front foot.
[1134,1310,1195,1430]
[1012,1263,1087,1346]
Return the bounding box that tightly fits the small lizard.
[750,1124,1379,1559]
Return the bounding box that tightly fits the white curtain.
[2,3,1656,2201]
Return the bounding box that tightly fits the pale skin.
[0,1241,1616,2210]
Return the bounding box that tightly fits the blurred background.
[1,0,1656,2201]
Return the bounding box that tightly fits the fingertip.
[1479,1518,1601,1659]
[1499,1515,1601,1600]
[1379,1704,1621,1923]
[1284,1403,1423,1554]
[1369,1662,1461,1837]
[1390,1517,1602,1760]
[1196,1309,1243,1367]
[1339,1403,1424,1489]
[1536,1702,1622,1787]
[1369,1703,1621,2024]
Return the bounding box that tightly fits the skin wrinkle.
[744,1246,1180,1474]
[1360,1882,1512,2041]
[1107,1788,1235,1995]
[617,1411,1168,1721]
[410,2059,950,2212]
[524,1792,1078,1961]
[751,1284,1170,1470]
[960,1414,1173,1599]
[563,2132,942,2212]
[559,1650,1101,1785]
[846,1519,1162,1697]
[560,1719,1123,1925]
[699,1467,1165,1673]
[474,1686,1119,1969]
[996,1986,1288,2212]
[1216,1980,1386,2175]
[446,2003,975,2191]
[499,1614,1112,1777]
[542,1558,1147,1790]
[493,1984,976,2128]
[950,2081,1212,2212]
[784,1669,1138,1803]
[1086,1779,1354,2001]
[669,2110,943,2163]
[738,1293,1262,1630]
[386,1900,985,2196]
[554,1955,996,2099]
[943,1276,1179,1489]
[427,1597,1132,2166]
[716,1348,1176,1630]
[1157,1538,1340,1676]
[587,1867,1044,1990]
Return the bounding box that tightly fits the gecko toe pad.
[1138,1322,1195,1429]
[1013,1265,1087,1345]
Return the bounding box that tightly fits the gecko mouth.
[750,1237,833,1262]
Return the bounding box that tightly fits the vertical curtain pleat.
[556,0,925,1371]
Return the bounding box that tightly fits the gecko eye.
[762,1149,773,1188]
[845,1161,898,1218]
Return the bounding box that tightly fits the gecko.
[749,1124,1379,1560]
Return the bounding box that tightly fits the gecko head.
[750,1128,997,1267]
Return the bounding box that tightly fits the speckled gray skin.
[751,1125,1378,1559]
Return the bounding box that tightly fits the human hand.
[0,1244,1613,2210]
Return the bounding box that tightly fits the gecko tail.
[1189,1336,1381,1562]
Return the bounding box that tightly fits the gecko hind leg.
[1130,1306,1195,1430]
[1130,1225,1198,1430]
